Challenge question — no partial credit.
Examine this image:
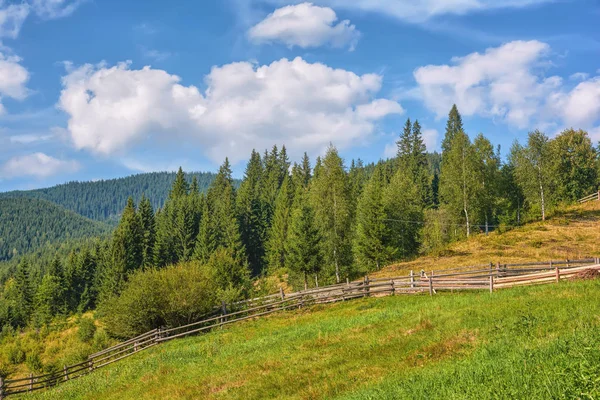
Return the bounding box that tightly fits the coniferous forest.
[0,104,599,338]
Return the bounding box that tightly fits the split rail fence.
[578,190,600,204]
[1,257,599,398]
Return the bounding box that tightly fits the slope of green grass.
[22,279,600,400]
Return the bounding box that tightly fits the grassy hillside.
[0,198,111,261]
[21,279,600,400]
[0,172,228,222]
[375,200,600,278]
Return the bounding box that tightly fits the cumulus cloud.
[58,57,403,164]
[413,40,600,136]
[249,3,359,50]
[0,152,80,179]
[261,0,554,23]
[0,51,30,113]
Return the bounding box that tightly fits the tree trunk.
[315,274,319,287]
[304,272,308,291]
[462,146,470,237]
[485,214,489,236]
[537,165,546,221]
[333,194,340,284]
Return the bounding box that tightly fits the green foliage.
[77,317,97,343]
[0,171,224,222]
[0,198,110,261]
[265,175,294,272]
[100,262,219,338]
[286,200,324,290]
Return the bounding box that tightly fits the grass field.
[21,278,600,400]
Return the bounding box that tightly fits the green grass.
[20,279,600,400]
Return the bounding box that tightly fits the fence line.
[1,257,599,398]
[578,190,600,204]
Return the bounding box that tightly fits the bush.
[101,261,219,338]
[25,352,43,373]
[6,343,25,365]
[77,317,97,343]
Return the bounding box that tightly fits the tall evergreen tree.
[473,134,500,234]
[354,166,392,271]
[170,167,189,199]
[411,120,432,207]
[236,150,266,275]
[286,200,323,290]
[265,175,294,272]
[13,258,33,326]
[397,118,413,164]
[442,104,464,154]
[138,195,156,268]
[193,196,216,263]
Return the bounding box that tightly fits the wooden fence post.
[555,261,560,283]
[134,341,139,352]
[496,262,501,278]
[29,373,33,392]
[428,271,433,296]
[279,287,285,301]
[64,365,69,381]
[88,358,94,372]
[489,274,494,293]
[365,276,370,297]
[566,259,570,268]
[391,279,395,296]
[410,270,414,289]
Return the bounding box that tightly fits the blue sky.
[0,0,599,191]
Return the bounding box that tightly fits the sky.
[0,0,599,191]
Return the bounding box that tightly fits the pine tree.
[170,167,189,199]
[236,150,266,275]
[138,195,156,268]
[442,104,464,154]
[411,120,432,207]
[354,166,392,271]
[13,258,33,326]
[104,197,143,297]
[265,175,294,272]
[310,145,352,283]
[193,196,216,263]
[33,274,64,325]
[383,167,423,259]
[286,200,323,290]
[397,118,413,165]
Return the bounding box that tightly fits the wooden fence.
[578,190,600,204]
[1,257,599,398]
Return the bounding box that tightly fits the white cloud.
[142,48,171,62]
[413,40,600,137]
[58,57,403,164]
[414,40,559,128]
[0,1,29,39]
[383,142,396,159]
[0,51,30,113]
[0,152,80,178]
[30,0,85,19]
[422,128,438,150]
[249,3,359,50]
[261,0,554,23]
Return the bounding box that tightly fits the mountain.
[0,198,111,261]
[0,172,227,222]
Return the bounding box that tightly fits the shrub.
[77,317,96,343]
[25,352,43,373]
[101,261,219,338]
[6,343,25,365]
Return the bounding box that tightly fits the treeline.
[0,198,111,261]
[1,104,598,335]
[0,172,226,222]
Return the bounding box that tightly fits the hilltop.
[0,172,228,222]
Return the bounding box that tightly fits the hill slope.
[22,280,600,400]
[0,172,225,222]
[374,201,600,278]
[0,198,111,261]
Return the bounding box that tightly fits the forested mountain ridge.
[0,172,233,222]
[0,198,111,262]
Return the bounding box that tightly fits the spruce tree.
[170,167,189,199]
[265,175,294,272]
[236,150,266,275]
[33,274,64,325]
[411,120,432,207]
[354,166,392,271]
[13,258,33,326]
[286,200,323,290]
[193,195,216,263]
[397,118,413,166]
[442,104,464,154]
[138,195,156,268]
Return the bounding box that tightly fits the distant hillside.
[0,171,227,222]
[0,198,111,261]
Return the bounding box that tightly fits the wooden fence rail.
[1,257,599,398]
[578,190,600,204]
